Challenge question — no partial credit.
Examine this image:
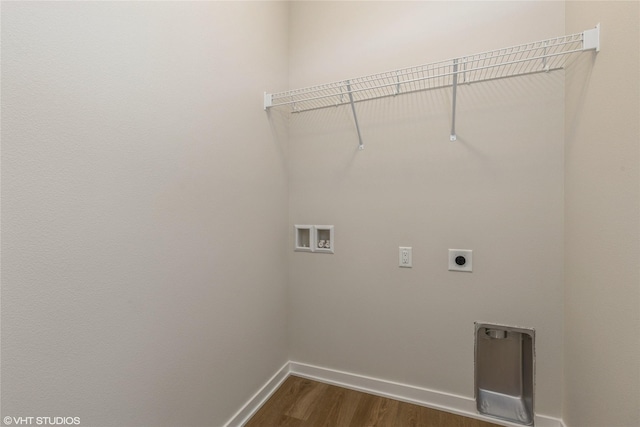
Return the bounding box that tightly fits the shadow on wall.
[280,69,565,184]
[266,107,290,178]
[564,53,596,146]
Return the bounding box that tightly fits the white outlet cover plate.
[399,247,412,268]
[449,249,472,272]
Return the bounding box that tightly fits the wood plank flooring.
[245,375,502,427]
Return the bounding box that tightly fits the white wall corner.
[223,362,291,427]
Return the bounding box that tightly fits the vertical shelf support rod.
[450,58,459,141]
[346,80,364,150]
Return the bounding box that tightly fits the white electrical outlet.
[399,247,412,268]
[449,249,472,272]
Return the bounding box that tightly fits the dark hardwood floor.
[245,375,502,427]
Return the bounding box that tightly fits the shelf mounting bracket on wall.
[264,25,600,147]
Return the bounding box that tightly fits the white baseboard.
[289,361,564,427]
[223,361,290,427]
[224,360,564,427]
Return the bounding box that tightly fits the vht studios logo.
[3,417,80,426]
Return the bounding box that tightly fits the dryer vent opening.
[475,323,535,425]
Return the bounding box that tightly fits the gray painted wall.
[287,1,565,418]
[564,2,640,426]
[1,3,290,426]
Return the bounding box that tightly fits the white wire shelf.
[264,25,600,148]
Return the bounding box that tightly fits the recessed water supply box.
[294,225,313,252]
[314,225,334,253]
[475,323,535,425]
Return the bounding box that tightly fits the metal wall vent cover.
[475,323,535,425]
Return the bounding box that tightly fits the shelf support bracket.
[450,58,459,141]
[264,92,272,110]
[346,80,364,150]
[582,23,600,52]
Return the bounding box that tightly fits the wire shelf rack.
[264,25,599,148]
